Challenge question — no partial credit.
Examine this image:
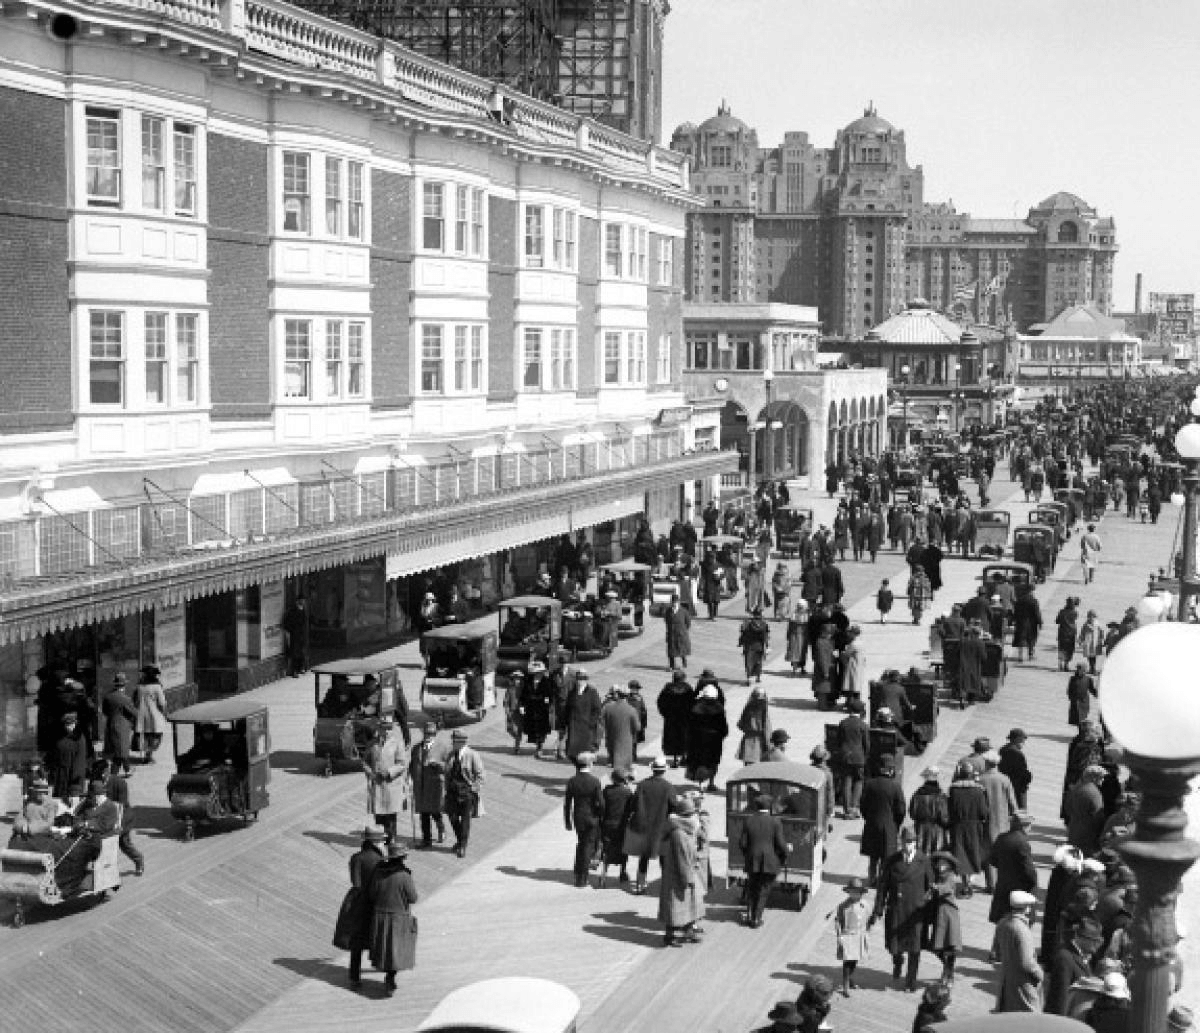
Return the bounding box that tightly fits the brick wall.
[487,196,516,401]
[576,215,599,394]
[371,170,412,407]
[207,133,271,420]
[0,88,72,432]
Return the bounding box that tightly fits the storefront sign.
[656,406,692,428]
[154,603,187,690]
[260,581,285,659]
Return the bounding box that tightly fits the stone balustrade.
[244,0,377,79]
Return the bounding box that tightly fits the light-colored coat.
[657,815,700,928]
[601,697,641,772]
[841,640,868,699]
[364,731,408,817]
[835,897,871,962]
[133,681,168,735]
[980,768,1018,846]
[995,911,1042,1012]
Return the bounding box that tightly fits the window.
[145,312,168,404]
[173,124,196,216]
[422,183,444,250]
[657,333,672,383]
[525,205,544,268]
[453,185,470,253]
[453,326,469,392]
[347,323,365,397]
[141,115,165,212]
[603,332,622,384]
[470,326,484,391]
[89,311,124,404]
[282,152,310,232]
[325,157,342,236]
[470,188,485,255]
[523,329,543,389]
[284,320,312,398]
[86,108,122,206]
[176,314,199,403]
[657,238,674,285]
[549,329,576,391]
[347,161,364,240]
[325,320,343,397]
[605,224,623,277]
[628,332,646,384]
[711,144,732,167]
[450,325,486,393]
[421,325,443,393]
[633,228,648,280]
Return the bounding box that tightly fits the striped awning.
[0,451,735,645]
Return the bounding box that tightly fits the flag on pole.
[982,275,1003,296]
[953,280,977,303]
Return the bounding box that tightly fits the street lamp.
[948,389,967,434]
[762,367,776,481]
[1175,420,1200,620]
[1099,623,1200,1033]
[899,363,910,450]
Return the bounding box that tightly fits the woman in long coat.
[367,843,419,993]
[926,853,962,984]
[520,669,554,756]
[735,687,772,764]
[947,761,989,895]
[684,688,728,790]
[812,623,836,710]
[656,671,693,766]
[1055,599,1079,672]
[133,666,168,764]
[834,878,871,995]
[333,827,386,985]
[744,561,767,614]
[785,600,809,674]
[101,677,138,775]
[598,769,635,886]
[908,768,949,856]
[1066,664,1096,727]
[840,627,868,703]
[657,799,700,946]
[503,671,526,753]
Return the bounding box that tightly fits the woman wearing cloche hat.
[333,826,387,989]
[833,877,870,996]
[366,840,418,995]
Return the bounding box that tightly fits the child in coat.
[833,877,871,996]
[876,579,894,623]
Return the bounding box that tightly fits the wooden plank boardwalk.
[0,473,1194,1033]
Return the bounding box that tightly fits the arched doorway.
[719,400,750,476]
[754,400,810,479]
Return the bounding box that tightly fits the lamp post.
[762,367,775,481]
[1099,623,1200,1033]
[899,363,910,450]
[1176,418,1200,621]
[948,389,967,434]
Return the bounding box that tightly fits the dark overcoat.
[874,849,933,955]
[859,774,906,860]
[625,775,677,858]
[663,605,692,660]
[738,809,788,874]
[684,698,728,778]
[988,829,1037,924]
[101,687,137,761]
[367,861,419,972]
[656,682,693,757]
[333,843,384,950]
[409,738,450,814]
[947,781,990,874]
[925,873,961,952]
[564,682,604,760]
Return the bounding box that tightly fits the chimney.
[1135,273,1142,314]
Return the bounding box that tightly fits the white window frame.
[324,319,343,398]
[603,331,622,385]
[604,224,623,278]
[628,331,647,384]
[657,237,674,286]
[347,322,366,397]
[519,326,574,393]
[144,312,169,405]
[524,205,545,268]
[284,319,313,399]
[173,123,197,217]
[603,221,649,282]
[420,323,443,394]
[88,310,125,405]
[85,108,122,207]
[325,156,342,237]
[347,161,365,241]
[523,329,543,390]
[141,115,166,213]
[420,180,485,257]
[656,332,672,384]
[176,313,200,404]
[282,151,311,234]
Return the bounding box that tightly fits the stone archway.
[720,399,751,475]
[755,400,810,479]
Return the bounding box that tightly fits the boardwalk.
[0,472,1195,1033]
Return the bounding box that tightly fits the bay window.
[422,183,444,250]
[603,221,649,281]
[173,124,196,216]
[144,313,168,404]
[523,329,543,389]
[284,320,312,398]
[470,326,484,390]
[549,329,576,391]
[325,157,342,236]
[601,329,649,386]
[470,189,485,254]
[347,161,364,240]
[604,225,623,277]
[628,332,647,384]
[603,332,622,384]
[524,206,545,268]
[422,181,485,256]
[89,311,124,404]
[657,238,674,286]
[521,327,574,392]
[418,322,484,395]
[85,106,200,214]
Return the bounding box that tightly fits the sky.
[661,0,1200,311]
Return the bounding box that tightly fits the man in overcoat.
[444,729,484,858]
[998,728,1032,809]
[564,752,604,887]
[656,669,692,767]
[835,699,870,818]
[409,722,448,849]
[739,792,789,928]
[994,890,1042,1012]
[367,842,419,995]
[859,754,906,887]
[334,826,386,989]
[600,685,641,773]
[870,826,933,991]
[363,716,408,845]
[626,757,678,894]
[988,812,1037,926]
[101,673,138,777]
[662,594,692,670]
[564,670,603,763]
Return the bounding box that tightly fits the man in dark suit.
[998,728,1032,809]
[859,754,906,886]
[563,752,605,888]
[336,827,386,989]
[820,560,844,606]
[988,811,1038,926]
[739,793,789,929]
[73,777,123,863]
[870,827,933,991]
[49,711,90,803]
[627,757,678,894]
[836,699,871,818]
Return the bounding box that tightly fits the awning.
[0,450,737,645]
[191,467,295,496]
[40,487,110,513]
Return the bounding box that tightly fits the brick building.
[669,105,1118,337]
[0,0,732,759]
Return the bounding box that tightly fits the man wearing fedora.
[998,728,1032,810]
[333,826,386,989]
[563,752,604,888]
[362,716,408,846]
[444,729,484,858]
[101,673,138,777]
[870,826,933,992]
[625,757,677,894]
[739,792,789,929]
[409,722,448,849]
[989,812,1037,927]
[994,889,1042,1012]
[367,841,419,995]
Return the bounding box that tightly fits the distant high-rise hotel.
[670,104,1118,336]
